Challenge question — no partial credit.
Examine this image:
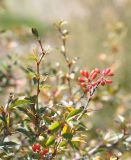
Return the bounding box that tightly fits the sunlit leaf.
[59,141,67,147]
[46,135,55,146]
[9,98,31,108]
[61,124,73,140]
[49,121,60,131]
[66,108,83,120]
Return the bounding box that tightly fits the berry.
[32,144,37,152]
[35,143,41,150]
[40,148,49,156]
[44,148,49,154]
[32,143,41,152]
[40,150,45,156]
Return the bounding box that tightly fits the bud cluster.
[78,68,114,96]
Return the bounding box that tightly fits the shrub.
[0,21,130,160]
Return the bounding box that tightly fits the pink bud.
[105,79,112,84]
[85,71,89,78]
[92,82,97,86]
[91,73,97,79]
[89,69,95,77]
[101,79,106,86]
[78,77,85,82]
[105,68,111,75]
[80,70,85,76]
[94,68,100,74]
[107,72,114,76]
[81,83,86,87]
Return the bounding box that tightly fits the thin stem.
[57,26,73,100]
[36,62,40,110]
[77,79,101,120]
[38,39,46,64]
[35,38,46,110]
[77,96,91,120]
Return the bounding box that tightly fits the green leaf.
[62,133,73,140]
[46,135,55,146]
[28,53,38,62]
[66,108,83,120]
[16,128,32,138]
[0,115,6,123]
[59,141,67,147]
[17,107,34,120]
[32,28,39,38]
[69,141,79,150]
[49,121,60,131]
[9,98,31,108]
[0,141,18,146]
[61,124,73,140]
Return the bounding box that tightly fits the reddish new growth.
[78,68,114,96]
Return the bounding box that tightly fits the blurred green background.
[0,0,131,91]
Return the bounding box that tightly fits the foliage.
[0,21,131,160]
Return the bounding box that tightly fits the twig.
[35,38,46,110]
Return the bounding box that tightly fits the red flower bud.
[92,82,97,86]
[91,72,97,79]
[80,70,85,76]
[85,71,89,78]
[87,79,91,83]
[105,79,112,84]
[107,72,114,76]
[81,83,86,87]
[94,68,100,74]
[89,69,95,77]
[86,87,90,92]
[88,85,93,90]
[101,79,106,86]
[78,77,85,82]
[105,68,111,75]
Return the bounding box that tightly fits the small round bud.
[81,83,86,87]
[100,79,106,86]
[78,77,85,82]
[91,72,97,79]
[105,79,112,84]
[94,68,100,74]
[80,70,85,76]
